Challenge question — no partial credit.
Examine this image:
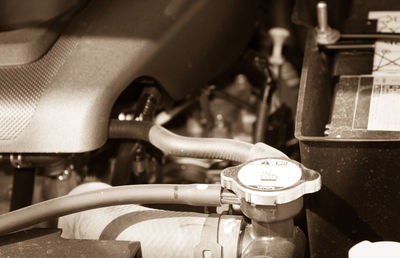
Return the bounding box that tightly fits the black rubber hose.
[109,120,153,142]
[109,120,254,163]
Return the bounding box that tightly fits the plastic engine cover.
[0,0,257,153]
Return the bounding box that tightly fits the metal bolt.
[317,1,328,32]
[314,1,340,44]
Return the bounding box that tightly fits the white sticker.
[368,77,400,131]
[369,11,400,33]
[238,159,301,190]
[369,11,400,75]
[373,41,400,74]
[365,11,400,130]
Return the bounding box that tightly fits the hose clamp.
[194,214,222,258]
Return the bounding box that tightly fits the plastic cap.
[269,27,290,66]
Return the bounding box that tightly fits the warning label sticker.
[365,11,400,131]
[373,41,400,74]
[369,12,400,74]
[367,77,400,131]
[369,11,400,33]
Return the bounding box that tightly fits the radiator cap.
[221,158,321,205]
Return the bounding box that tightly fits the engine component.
[112,86,162,185]
[221,158,320,205]
[221,157,321,257]
[0,0,257,153]
[58,182,242,258]
[0,1,332,257]
[56,157,321,258]
[58,155,322,258]
[0,183,228,235]
[0,118,321,257]
[5,154,71,211]
[0,138,290,235]
[109,120,288,162]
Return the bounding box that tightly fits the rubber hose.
[148,125,253,162]
[109,120,153,141]
[109,120,254,163]
[0,183,222,235]
[59,182,243,258]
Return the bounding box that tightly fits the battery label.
[367,77,400,131]
[365,11,400,131]
[368,12,400,74]
[373,41,400,74]
[369,11,400,33]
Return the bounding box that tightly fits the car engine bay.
[0,0,399,257]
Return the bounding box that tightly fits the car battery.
[295,1,400,257]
